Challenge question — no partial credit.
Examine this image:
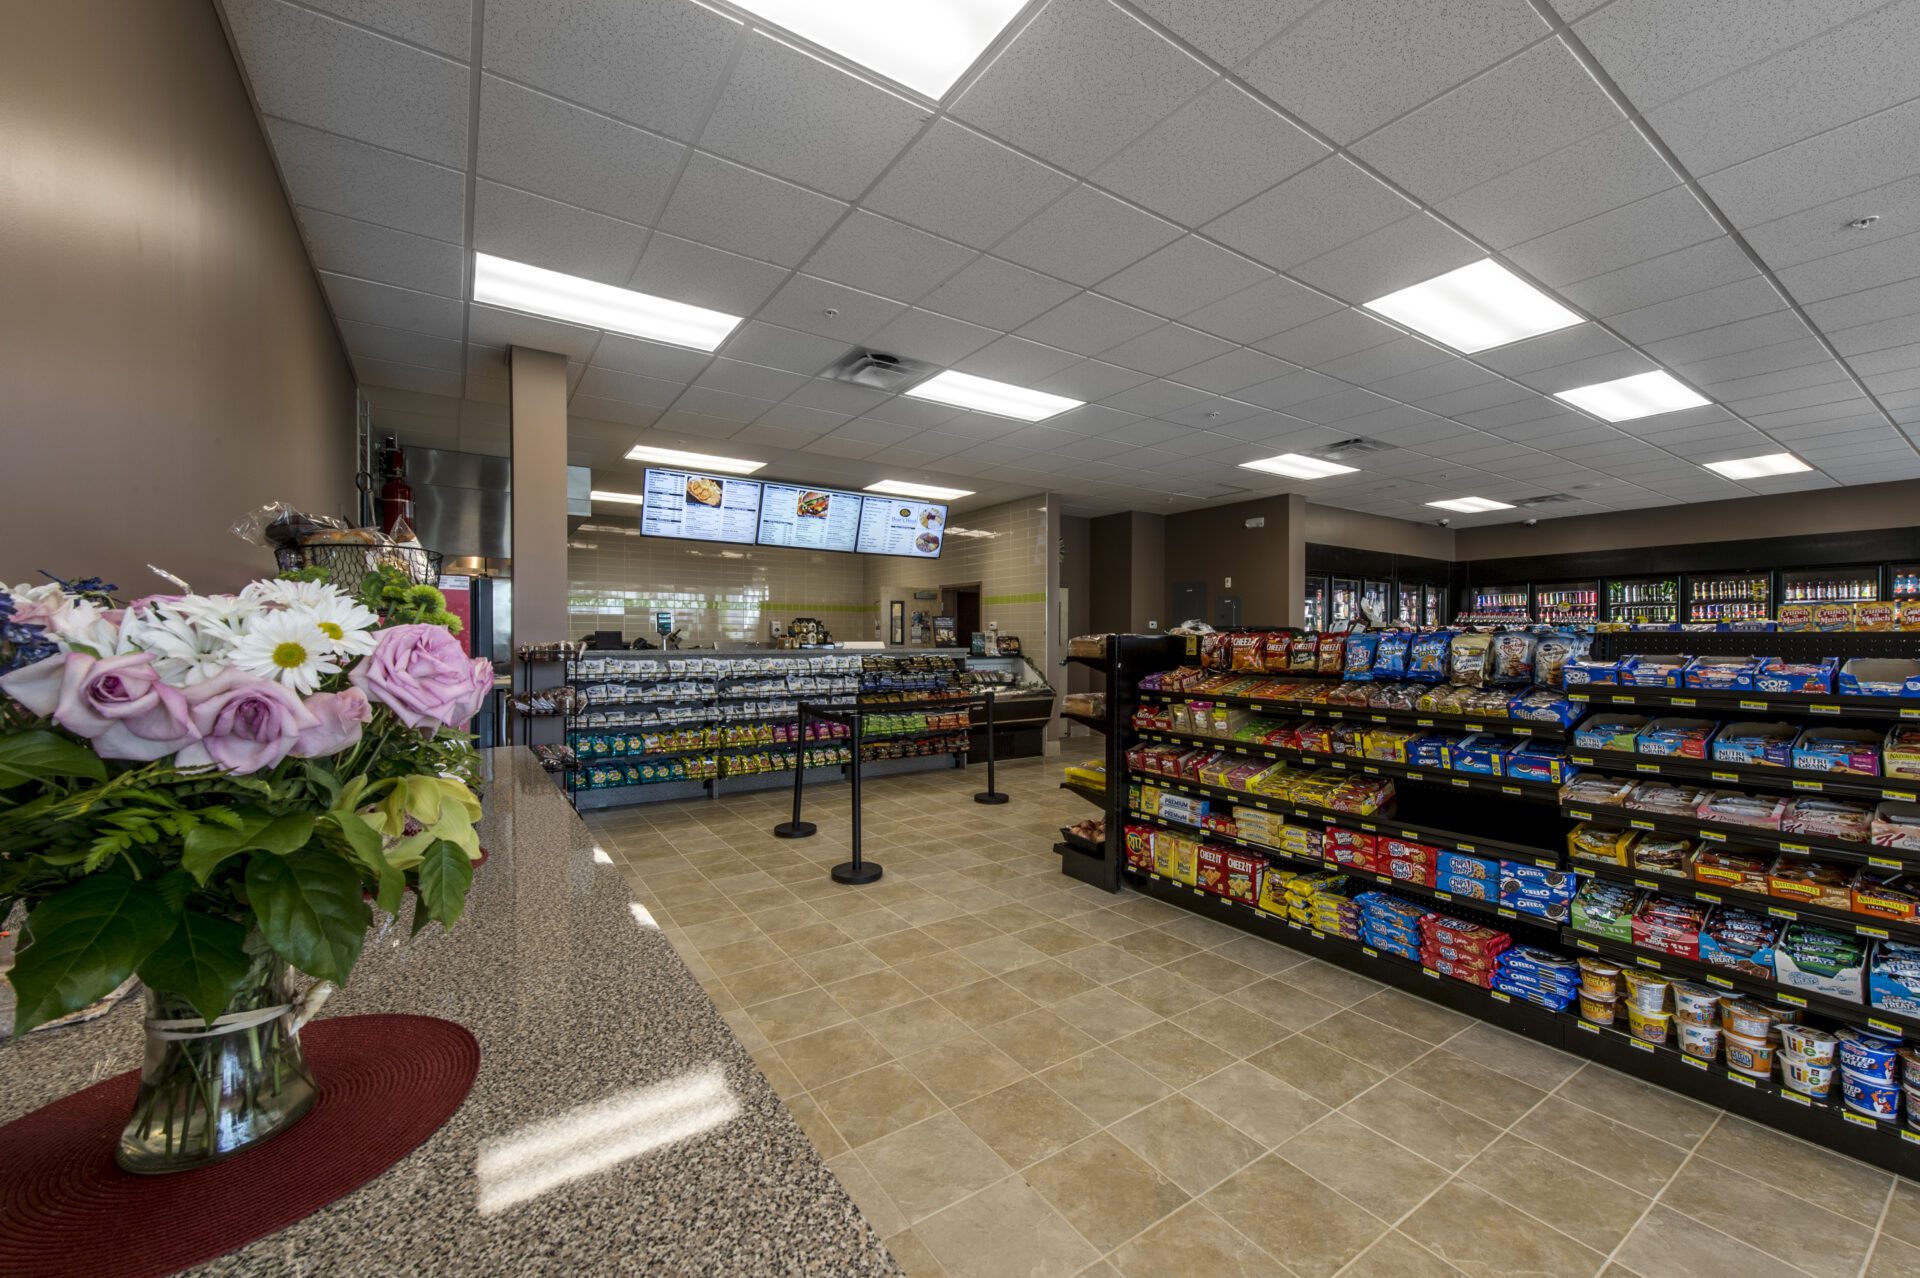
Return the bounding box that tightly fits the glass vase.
[116,933,318,1174]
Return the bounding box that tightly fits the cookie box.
[1755,658,1837,695]
[1710,722,1797,769]
[1574,714,1648,753]
[1436,874,1493,901]
[1792,727,1883,776]
[1837,658,1920,698]
[1623,655,1690,687]
[1506,740,1576,784]
[1563,659,1621,686]
[1441,733,1508,776]
[1637,718,1716,760]
[1437,851,1498,882]
[1683,656,1759,690]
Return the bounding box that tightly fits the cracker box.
[1856,602,1897,632]
[1123,824,1155,873]
[1151,831,1200,885]
[1776,603,1813,631]
[1813,603,1857,632]
[1901,600,1920,631]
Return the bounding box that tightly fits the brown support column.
[509,345,568,744]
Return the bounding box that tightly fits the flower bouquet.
[0,573,492,1171]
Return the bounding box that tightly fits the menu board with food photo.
[857,497,947,558]
[756,483,862,552]
[639,468,763,544]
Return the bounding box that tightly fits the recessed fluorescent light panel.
[1426,496,1515,513]
[589,490,645,505]
[623,445,765,475]
[1703,452,1813,480]
[864,479,975,501]
[1554,370,1710,422]
[903,370,1083,422]
[730,0,1027,98]
[1238,453,1359,480]
[1362,259,1582,354]
[473,253,741,351]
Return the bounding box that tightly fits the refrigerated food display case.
[1396,583,1421,628]
[1533,581,1597,626]
[1605,575,1679,623]
[1361,579,1391,625]
[1893,564,1920,601]
[1329,577,1360,627]
[1424,585,1445,627]
[1780,565,1880,604]
[1686,570,1770,622]
[1304,578,1327,630]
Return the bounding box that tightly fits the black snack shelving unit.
[1058,634,1187,891]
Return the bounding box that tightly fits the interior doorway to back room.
[943,583,981,646]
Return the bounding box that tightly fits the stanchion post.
[831,709,881,884]
[974,692,1007,804]
[773,701,817,839]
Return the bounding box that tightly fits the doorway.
[943,583,981,642]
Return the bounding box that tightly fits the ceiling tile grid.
[217,0,1920,519]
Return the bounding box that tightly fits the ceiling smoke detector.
[1849,216,1880,230]
[820,348,942,393]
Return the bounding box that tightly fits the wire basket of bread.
[272,527,442,586]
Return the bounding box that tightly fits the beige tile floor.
[585,758,1920,1278]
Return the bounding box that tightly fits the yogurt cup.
[1724,1031,1775,1079]
[1779,1024,1837,1065]
[1837,1029,1901,1085]
[1677,1019,1721,1061]
[1672,982,1721,1024]
[1720,1000,1773,1040]
[1579,991,1618,1025]
[1622,969,1671,1015]
[1781,1052,1835,1099]
[1628,1005,1673,1045]
[1841,1070,1901,1121]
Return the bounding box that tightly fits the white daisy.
[131,608,238,687]
[291,592,379,658]
[173,592,261,630]
[242,579,335,610]
[47,600,134,657]
[229,611,340,695]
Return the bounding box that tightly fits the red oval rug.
[0,1014,479,1278]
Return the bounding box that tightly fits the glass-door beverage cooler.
[1467,584,1530,622]
[1396,583,1421,628]
[1424,585,1445,627]
[1329,577,1361,628]
[1605,575,1679,623]
[1893,564,1920,602]
[1304,578,1327,630]
[1779,566,1880,604]
[1533,581,1598,626]
[1687,570,1770,622]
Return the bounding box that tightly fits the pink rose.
[461,658,496,723]
[0,651,198,761]
[175,670,319,774]
[348,624,484,731]
[292,688,372,758]
[6,584,69,626]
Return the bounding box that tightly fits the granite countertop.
[0,747,899,1277]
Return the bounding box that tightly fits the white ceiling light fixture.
[624,445,766,475]
[1362,259,1582,354]
[729,0,1028,99]
[864,479,975,501]
[588,490,646,505]
[903,370,1083,422]
[1426,496,1515,513]
[1554,370,1710,422]
[1703,452,1813,480]
[1237,453,1359,479]
[473,253,742,351]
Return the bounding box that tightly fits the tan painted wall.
[1163,494,1306,626]
[0,0,355,594]
[1455,478,1920,561]
[1305,502,1455,559]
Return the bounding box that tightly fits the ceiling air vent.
[1310,437,1396,461]
[1513,493,1574,507]
[820,348,942,393]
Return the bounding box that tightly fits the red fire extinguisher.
[378,437,414,534]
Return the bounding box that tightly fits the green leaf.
[9,876,173,1034]
[415,840,474,931]
[0,730,108,789]
[181,810,316,884]
[322,811,403,914]
[135,912,251,1025]
[245,848,369,984]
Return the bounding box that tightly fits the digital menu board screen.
[638,468,763,545]
[856,497,947,558]
[756,483,863,553]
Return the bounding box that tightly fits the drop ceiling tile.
[1807,277,1920,335]
[1097,237,1274,318]
[954,335,1082,384]
[862,308,1000,364]
[1698,96,1920,229]
[1643,3,1920,175]
[1562,237,1761,320]
[1776,229,1920,305]
[340,318,464,372]
[1436,123,1678,252]
[1100,324,1235,377]
[1830,314,1920,358]
[1315,335,1452,386]
[753,401,854,434]
[1472,324,1624,377]
[1182,276,1346,347]
[1204,157,1416,271]
[709,322,841,377]
[297,208,465,297]
[1641,311,1813,367]
[919,257,1078,331]
[753,275,905,342]
[1256,308,1400,366]
[1238,368,1349,410]
[1176,348,1299,395]
[994,186,1182,287]
[862,121,1075,249]
[1094,417,1205,448]
[1743,175,1920,272]
[698,32,924,200]
[1033,360,1153,403]
[799,434,885,460]
[574,365,685,407]
[1128,0,1318,65]
[785,378,889,415]
[935,411,1027,441]
[320,273,464,339]
[467,304,603,361]
[1017,293,1164,357]
[1616,281,1796,355]
[1520,349,1661,396]
[265,119,465,244]
[629,232,789,316]
[1100,379,1213,416]
[1245,0,1547,141]
[354,355,464,396]
[1159,396,1267,428]
[1422,381,1538,418]
[566,392,656,427]
[857,397,966,430]
[225,0,469,166]
[301,0,473,57]
[1748,400,1880,431]
[952,0,1213,173]
[1287,213,1482,303]
[1030,406,1138,439]
[1577,0,1885,106]
[473,180,646,285]
[669,386,775,424]
[1093,80,1327,227]
[1677,338,1834,389]
[1726,381,1866,417]
[655,152,848,268]
[799,211,975,303]
[1509,187,1723,288]
[477,77,685,227]
[691,358,808,401]
[1369,359,1500,406]
[1354,37,1623,203]
[1289,387,1397,423]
